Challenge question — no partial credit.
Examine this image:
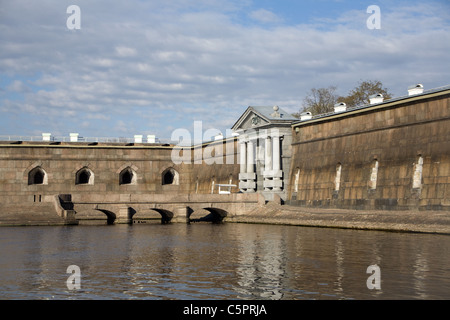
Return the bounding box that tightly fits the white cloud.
[115,46,137,57]
[0,0,449,139]
[6,80,30,93]
[249,9,283,24]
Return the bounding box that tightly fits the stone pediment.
[231,106,297,132]
[238,111,270,130]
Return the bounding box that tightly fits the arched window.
[76,167,94,185]
[28,167,48,185]
[162,168,179,185]
[119,167,136,185]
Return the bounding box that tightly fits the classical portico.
[231,106,297,201]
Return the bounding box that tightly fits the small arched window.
[119,167,136,185]
[28,167,48,185]
[76,167,94,185]
[162,168,179,185]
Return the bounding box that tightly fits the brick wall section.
[287,92,450,210]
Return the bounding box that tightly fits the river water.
[0,222,449,300]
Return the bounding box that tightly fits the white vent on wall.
[369,93,384,105]
[334,102,347,112]
[408,84,424,96]
[300,112,312,120]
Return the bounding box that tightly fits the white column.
[272,135,280,172]
[265,136,272,172]
[247,140,254,174]
[264,136,272,191]
[246,140,256,192]
[240,142,247,174]
[239,141,247,192]
[272,135,281,191]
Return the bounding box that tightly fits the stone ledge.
[226,204,450,235]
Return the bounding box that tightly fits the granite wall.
[287,91,450,210]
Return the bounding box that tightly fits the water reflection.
[234,227,286,299]
[0,223,449,299]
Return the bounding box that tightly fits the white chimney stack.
[69,133,79,142]
[42,133,51,141]
[408,84,424,96]
[369,93,384,105]
[147,135,156,143]
[334,102,347,112]
[134,135,143,143]
[300,112,312,121]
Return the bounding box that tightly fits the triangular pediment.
[231,106,297,132]
[240,111,270,129]
[231,108,271,131]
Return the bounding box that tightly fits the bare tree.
[293,80,393,118]
[293,86,338,117]
[338,79,392,108]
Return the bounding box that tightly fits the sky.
[1,0,449,142]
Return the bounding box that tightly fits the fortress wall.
[287,92,450,210]
[0,137,241,213]
[0,144,190,209]
[189,138,240,194]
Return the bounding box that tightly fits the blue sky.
[1,0,449,142]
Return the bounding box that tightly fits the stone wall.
[1,88,449,221]
[287,91,450,210]
[0,143,177,216]
[0,138,242,217]
[189,138,240,194]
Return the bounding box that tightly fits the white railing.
[0,135,43,142]
[0,135,174,144]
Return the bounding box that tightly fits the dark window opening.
[120,168,135,185]
[28,167,46,185]
[77,170,91,184]
[163,170,174,185]
[162,168,179,185]
[34,171,44,184]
